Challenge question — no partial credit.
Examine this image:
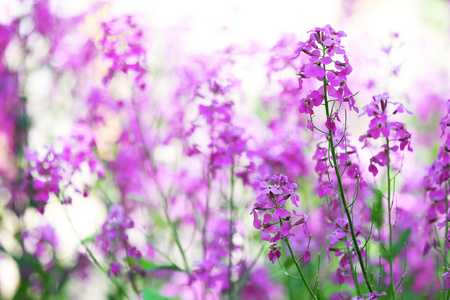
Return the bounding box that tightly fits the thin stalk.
[228,164,235,299]
[162,204,190,273]
[313,253,321,296]
[285,238,317,299]
[202,159,212,257]
[133,97,190,274]
[84,244,130,300]
[63,207,130,299]
[322,61,373,293]
[121,237,140,296]
[434,225,450,266]
[276,215,317,299]
[202,117,215,257]
[386,138,395,299]
[378,255,383,289]
[234,245,265,296]
[444,181,449,299]
[347,246,362,297]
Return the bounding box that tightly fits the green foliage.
[372,191,384,231]
[143,287,172,300]
[392,229,411,259]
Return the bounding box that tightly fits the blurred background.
[0,0,449,299]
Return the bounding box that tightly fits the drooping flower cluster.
[197,100,248,171]
[424,100,450,197]
[359,92,413,176]
[424,100,450,263]
[313,130,367,199]
[193,217,235,293]
[443,272,450,290]
[256,120,309,183]
[313,130,371,267]
[292,24,357,133]
[100,15,148,89]
[251,174,308,263]
[95,205,143,277]
[357,291,387,300]
[187,72,251,184]
[22,224,58,267]
[23,126,103,213]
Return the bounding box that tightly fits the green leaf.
[139,258,182,272]
[143,287,171,300]
[139,258,158,270]
[127,257,138,266]
[81,234,96,243]
[392,228,411,259]
[372,191,384,230]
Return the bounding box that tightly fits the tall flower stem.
[444,181,449,299]
[228,163,235,299]
[278,216,317,300]
[63,207,130,299]
[202,120,215,257]
[322,65,373,293]
[347,246,362,297]
[121,237,140,296]
[202,163,212,257]
[132,97,190,274]
[386,138,395,299]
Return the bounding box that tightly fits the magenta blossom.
[251,174,309,263]
[357,291,387,300]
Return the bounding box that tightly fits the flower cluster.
[425,100,450,192]
[193,217,234,293]
[357,291,387,300]
[251,174,308,263]
[313,132,366,199]
[425,100,450,263]
[23,126,103,213]
[100,15,148,89]
[190,94,249,178]
[22,224,58,267]
[256,120,309,183]
[359,92,413,176]
[95,205,143,277]
[198,100,248,171]
[293,24,357,133]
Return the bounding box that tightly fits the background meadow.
[0,0,449,299]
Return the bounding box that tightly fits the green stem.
[435,225,450,300]
[234,245,265,296]
[279,217,317,300]
[163,206,190,273]
[322,62,373,293]
[63,207,130,299]
[85,245,130,300]
[347,245,362,297]
[133,97,190,274]
[202,161,212,257]
[228,164,235,299]
[121,236,140,296]
[386,138,395,299]
[286,237,317,299]
[445,181,449,299]
[202,123,215,257]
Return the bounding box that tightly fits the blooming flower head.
[23,126,103,213]
[293,24,357,125]
[357,291,387,300]
[443,272,450,290]
[359,93,413,177]
[251,174,309,263]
